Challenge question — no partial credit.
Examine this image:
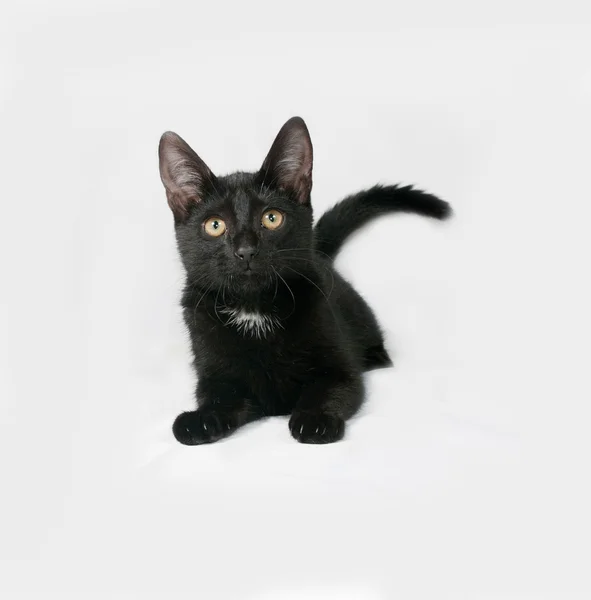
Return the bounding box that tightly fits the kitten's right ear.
[158,132,216,222]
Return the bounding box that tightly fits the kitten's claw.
[289,411,345,444]
[172,409,232,445]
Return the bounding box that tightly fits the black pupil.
[268,213,275,222]
[212,221,219,229]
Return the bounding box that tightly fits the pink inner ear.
[260,118,313,204]
[165,189,197,221]
[159,131,215,220]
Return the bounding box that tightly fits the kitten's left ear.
[257,116,313,205]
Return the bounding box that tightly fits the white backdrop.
[1,2,591,598]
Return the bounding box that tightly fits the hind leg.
[332,271,393,372]
[363,343,392,371]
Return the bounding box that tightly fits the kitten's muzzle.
[234,244,258,271]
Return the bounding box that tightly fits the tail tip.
[433,199,453,220]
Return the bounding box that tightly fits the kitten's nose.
[234,245,257,262]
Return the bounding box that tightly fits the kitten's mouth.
[235,265,267,283]
[236,261,266,279]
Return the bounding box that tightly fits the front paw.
[289,411,345,444]
[172,409,232,445]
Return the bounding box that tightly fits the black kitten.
[158,117,450,445]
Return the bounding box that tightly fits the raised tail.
[314,184,451,260]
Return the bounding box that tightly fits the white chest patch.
[220,308,281,338]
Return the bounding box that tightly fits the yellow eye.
[262,209,284,230]
[203,216,226,237]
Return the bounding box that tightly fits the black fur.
[315,184,452,259]
[158,117,451,445]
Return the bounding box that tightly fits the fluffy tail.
[314,184,451,260]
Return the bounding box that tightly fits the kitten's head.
[158,117,314,299]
